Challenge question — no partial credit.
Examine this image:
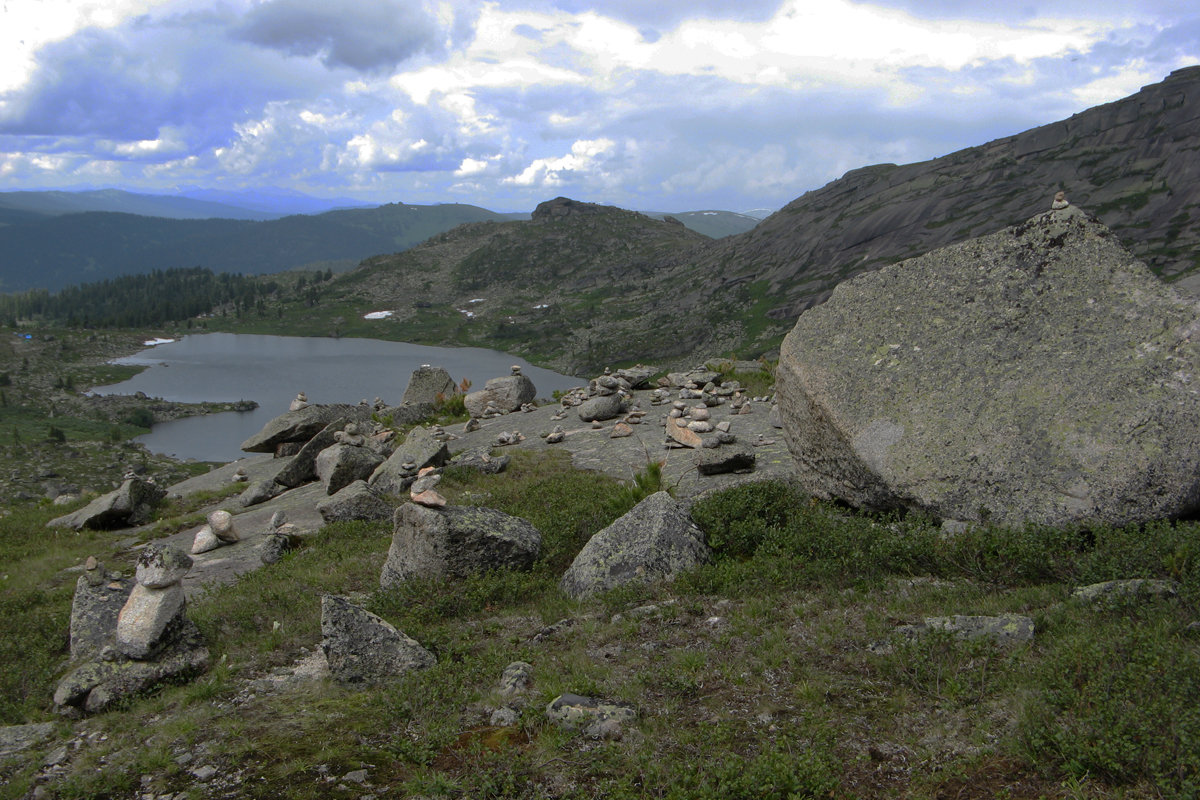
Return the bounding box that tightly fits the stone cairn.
[289,392,309,411]
[191,508,239,554]
[55,544,209,714]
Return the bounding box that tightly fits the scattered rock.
[315,443,385,496]
[190,525,221,555]
[498,661,534,698]
[897,614,1035,644]
[68,562,134,661]
[402,365,458,406]
[370,427,450,496]
[546,693,636,739]
[449,447,510,475]
[208,509,238,543]
[1071,579,1179,604]
[241,404,372,454]
[464,374,537,418]
[578,394,624,422]
[0,722,56,760]
[695,445,756,475]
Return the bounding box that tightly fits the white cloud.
[1070,59,1159,106]
[505,138,616,187]
[0,0,169,93]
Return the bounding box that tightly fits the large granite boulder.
[381,503,542,588]
[559,492,710,599]
[464,374,537,417]
[402,366,457,406]
[776,205,1200,528]
[369,427,450,496]
[240,404,372,453]
[320,595,435,685]
[47,477,166,530]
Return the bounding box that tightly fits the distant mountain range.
[0,188,760,292]
[0,203,533,291]
[7,65,1199,375]
[0,188,381,221]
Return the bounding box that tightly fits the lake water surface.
[93,334,583,462]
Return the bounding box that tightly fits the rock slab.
[776,206,1200,527]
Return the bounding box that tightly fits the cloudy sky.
[0,0,1197,213]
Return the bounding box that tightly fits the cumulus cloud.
[505,138,617,188]
[234,0,446,72]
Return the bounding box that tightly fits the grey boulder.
[559,492,710,599]
[315,444,385,495]
[54,623,209,714]
[240,404,372,453]
[776,206,1200,528]
[68,568,134,662]
[380,503,542,588]
[320,595,435,685]
[369,427,450,496]
[401,366,458,406]
[47,477,166,530]
[577,394,624,422]
[464,375,537,417]
[316,480,394,523]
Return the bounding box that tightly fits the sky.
[0,0,1197,213]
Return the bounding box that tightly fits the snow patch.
[143,338,176,346]
[533,303,550,310]
[363,311,394,320]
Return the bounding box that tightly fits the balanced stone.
[208,509,238,543]
[116,582,186,660]
[135,543,193,589]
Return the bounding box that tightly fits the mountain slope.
[302,198,714,374]
[667,64,1200,342]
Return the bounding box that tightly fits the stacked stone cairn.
[55,544,209,714]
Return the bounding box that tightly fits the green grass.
[2,465,1198,798]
